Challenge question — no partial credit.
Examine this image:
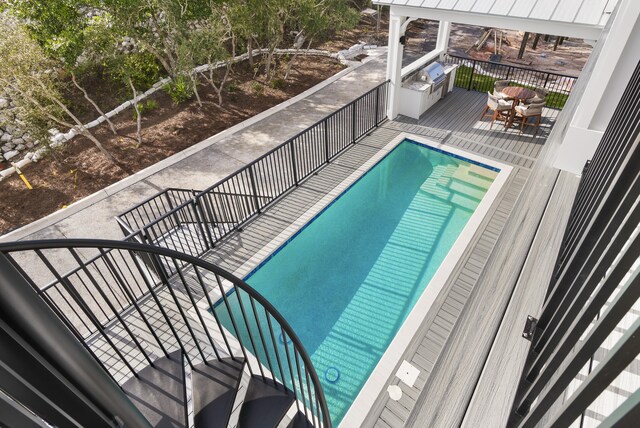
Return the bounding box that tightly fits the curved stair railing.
[0,239,330,428]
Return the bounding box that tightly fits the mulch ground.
[0,56,345,234]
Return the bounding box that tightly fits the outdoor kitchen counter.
[398,63,458,120]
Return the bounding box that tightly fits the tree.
[0,18,121,167]
[191,3,236,107]
[10,0,120,135]
[100,0,211,80]
[228,0,358,82]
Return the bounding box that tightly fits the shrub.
[270,77,286,90]
[164,75,194,104]
[251,81,264,96]
[133,99,159,119]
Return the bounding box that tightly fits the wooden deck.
[192,88,564,427]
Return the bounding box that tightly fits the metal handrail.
[444,54,577,109]
[446,53,579,79]
[1,239,332,427]
[115,81,389,254]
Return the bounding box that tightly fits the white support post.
[436,20,451,55]
[386,10,406,120]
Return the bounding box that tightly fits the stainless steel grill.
[418,62,447,85]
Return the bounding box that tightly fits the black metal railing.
[116,81,389,257]
[508,60,640,426]
[444,54,577,109]
[0,239,331,427]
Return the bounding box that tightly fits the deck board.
[169,89,559,427]
[88,88,563,426]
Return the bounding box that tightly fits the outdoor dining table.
[501,86,537,128]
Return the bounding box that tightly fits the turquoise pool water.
[216,139,498,424]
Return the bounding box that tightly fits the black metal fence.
[508,60,640,426]
[444,54,577,109]
[116,81,389,258]
[0,239,332,427]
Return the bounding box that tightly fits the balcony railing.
[444,54,577,109]
[508,58,640,426]
[116,81,389,258]
[1,239,331,427]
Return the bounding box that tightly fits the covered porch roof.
[373,0,619,40]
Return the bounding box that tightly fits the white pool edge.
[226,131,513,425]
[339,133,512,427]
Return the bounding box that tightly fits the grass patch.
[454,65,569,109]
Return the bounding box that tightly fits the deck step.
[287,411,313,428]
[193,358,245,428]
[122,351,186,428]
[238,376,294,428]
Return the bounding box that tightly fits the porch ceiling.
[373,0,619,40]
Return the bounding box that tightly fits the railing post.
[248,165,261,214]
[375,85,381,126]
[165,192,181,228]
[290,142,299,186]
[191,196,212,253]
[192,194,215,249]
[468,60,475,90]
[352,102,357,143]
[324,120,330,163]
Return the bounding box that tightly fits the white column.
[436,20,451,54]
[386,10,406,120]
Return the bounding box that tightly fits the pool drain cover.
[325,367,340,383]
[278,332,292,345]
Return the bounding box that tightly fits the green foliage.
[8,0,87,66]
[270,77,286,90]
[0,18,67,133]
[133,99,159,119]
[227,83,239,93]
[454,65,569,109]
[164,76,194,104]
[250,81,265,95]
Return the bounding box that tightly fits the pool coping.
[225,132,513,425]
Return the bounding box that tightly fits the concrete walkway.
[1,50,387,244]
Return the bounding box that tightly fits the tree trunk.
[70,71,118,135]
[518,32,530,59]
[247,39,254,68]
[531,34,541,50]
[264,46,275,82]
[190,73,203,107]
[127,77,143,147]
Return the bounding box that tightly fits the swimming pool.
[216,137,505,425]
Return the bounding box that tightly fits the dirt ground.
[405,20,590,77]
[0,57,344,234]
[0,11,592,234]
